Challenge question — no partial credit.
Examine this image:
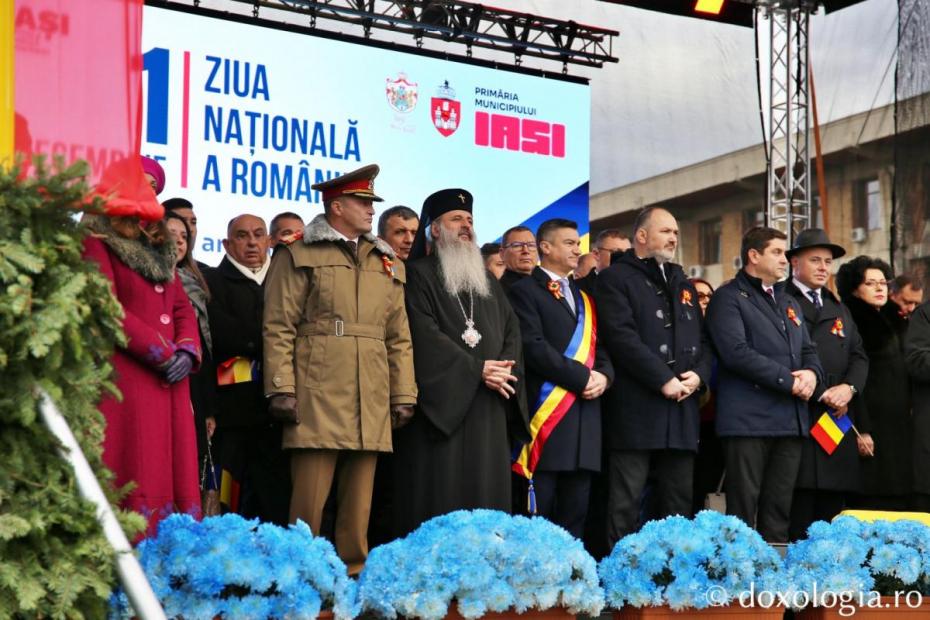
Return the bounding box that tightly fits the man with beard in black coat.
[597,207,712,548]
[784,229,868,540]
[205,214,290,524]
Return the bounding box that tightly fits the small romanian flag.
[810,410,852,455]
[216,356,258,386]
[219,469,241,512]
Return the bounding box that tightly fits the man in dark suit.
[785,229,868,540]
[205,214,290,524]
[706,226,823,543]
[576,228,631,296]
[499,225,537,292]
[508,218,613,537]
[597,207,712,547]
[163,197,210,271]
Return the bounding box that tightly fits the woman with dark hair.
[83,210,202,535]
[689,278,722,513]
[165,212,218,485]
[837,255,912,510]
[691,278,715,317]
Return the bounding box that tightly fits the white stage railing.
[38,390,167,620]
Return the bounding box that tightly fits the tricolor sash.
[512,289,597,486]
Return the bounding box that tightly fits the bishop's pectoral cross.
[462,319,482,348]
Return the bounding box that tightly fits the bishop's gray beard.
[435,226,491,298]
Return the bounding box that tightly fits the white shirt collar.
[540,266,569,282]
[792,277,819,298]
[332,228,359,245]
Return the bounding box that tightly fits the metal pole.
[763,0,812,247]
[38,390,167,620]
[785,7,796,245]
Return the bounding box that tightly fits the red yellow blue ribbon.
[216,356,258,385]
[513,290,597,480]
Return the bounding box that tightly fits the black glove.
[268,394,299,424]
[391,405,415,430]
[164,351,195,383]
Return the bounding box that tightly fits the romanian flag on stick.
[216,356,258,386]
[811,409,853,455]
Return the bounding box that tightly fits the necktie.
[765,287,776,301]
[560,278,576,315]
[346,240,357,257]
[810,289,822,309]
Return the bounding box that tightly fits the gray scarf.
[177,267,212,356]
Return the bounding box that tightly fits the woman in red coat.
[83,213,202,535]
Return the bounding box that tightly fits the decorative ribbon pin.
[680,289,693,306]
[831,317,846,338]
[280,229,303,245]
[382,255,396,279]
[547,280,563,300]
[787,306,801,327]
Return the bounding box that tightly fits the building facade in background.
[591,93,930,287]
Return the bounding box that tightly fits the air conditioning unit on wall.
[688,265,704,278]
[851,227,867,243]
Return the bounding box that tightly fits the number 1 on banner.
[143,47,169,145]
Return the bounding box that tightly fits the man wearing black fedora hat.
[785,228,869,539]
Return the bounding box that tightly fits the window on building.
[742,208,763,233]
[855,179,883,231]
[699,218,722,265]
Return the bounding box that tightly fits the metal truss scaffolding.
[761,1,812,246]
[213,0,619,74]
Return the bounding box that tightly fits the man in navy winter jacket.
[706,226,823,543]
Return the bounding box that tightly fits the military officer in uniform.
[263,164,417,574]
[785,229,868,539]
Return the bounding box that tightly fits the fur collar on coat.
[83,214,177,283]
[302,214,395,258]
[846,294,907,353]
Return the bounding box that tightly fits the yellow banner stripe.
[0,0,14,165]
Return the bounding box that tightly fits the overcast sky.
[486,0,899,193]
[196,0,902,193]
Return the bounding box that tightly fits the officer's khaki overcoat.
[263,214,417,451]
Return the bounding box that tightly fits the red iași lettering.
[474,111,566,158]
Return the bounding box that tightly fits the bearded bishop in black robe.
[392,189,529,537]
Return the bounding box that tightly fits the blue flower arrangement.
[785,517,930,600]
[109,513,359,620]
[357,509,605,619]
[598,511,785,611]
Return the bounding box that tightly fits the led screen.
[142,5,591,264]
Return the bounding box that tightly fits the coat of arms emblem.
[385,73,418,113]
[431,80,460,137]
